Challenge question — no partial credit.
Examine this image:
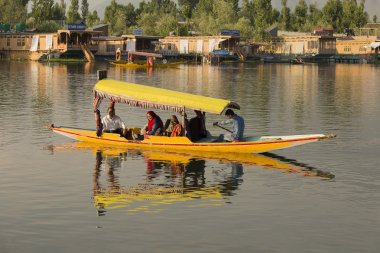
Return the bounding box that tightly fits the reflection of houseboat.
[92,34,162,60]
[260,28,336,63]
[0,28,98,61]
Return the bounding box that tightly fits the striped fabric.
[94,91,184,113]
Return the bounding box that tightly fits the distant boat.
[110,51,185,68]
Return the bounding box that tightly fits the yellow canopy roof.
[93,79,240,114]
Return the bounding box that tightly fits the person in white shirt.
[101,107,127,136]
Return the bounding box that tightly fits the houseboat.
[335,35,378,63]
[157,30,247,63]
[259,28,336,63]
[0,26,98,61]
[91,34,162,61]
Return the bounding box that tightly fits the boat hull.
[52,127,331,154]
[110,61,185,68]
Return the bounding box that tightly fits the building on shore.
[335,35,379,63]
[91,34,162,60]
[157,30,252,63]
[0,26,99,61]
[258,28,336,63]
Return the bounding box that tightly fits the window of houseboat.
[107,44,116,52]
[344,46,351,52]
[7,38,10,47]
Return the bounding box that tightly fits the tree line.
[0,0,376,38]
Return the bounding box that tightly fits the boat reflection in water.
[48,143,334,216]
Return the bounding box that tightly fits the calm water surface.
[0,61,379,253]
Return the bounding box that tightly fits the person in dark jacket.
[188,110,207,142]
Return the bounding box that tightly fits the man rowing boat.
[213,109,245,142]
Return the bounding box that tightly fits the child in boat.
[213,109,245,142]
[141,111,164,135]
[101,107,128,136]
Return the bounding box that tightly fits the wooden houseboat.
[91,34,162,60]
[157,31,246,63]
[260,28,336,63]
[0,28,98,61]
[335,35,378,63]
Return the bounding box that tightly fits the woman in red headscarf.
[144,111,163,135]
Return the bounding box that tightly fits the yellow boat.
[110,60,185,69]
[110,51,185,68]
[51,78,335,153]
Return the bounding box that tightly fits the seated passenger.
[101,107,128,136]
[164,115,183,137]
[141,111,163,136]
[188,110,207,142]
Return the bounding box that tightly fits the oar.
[214,123,233,133]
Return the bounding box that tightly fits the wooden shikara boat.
[110,51,185,69]
[110,60,185,69]
[51,79,335,153]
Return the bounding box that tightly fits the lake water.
[0,61,379,253]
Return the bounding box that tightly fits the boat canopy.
[93,79,240,114]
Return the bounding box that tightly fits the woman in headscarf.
[144,111,163,135]
[164,115,183,137]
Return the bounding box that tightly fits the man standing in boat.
[213,109,245,142]
[102,107,128,136]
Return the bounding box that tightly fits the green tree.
[293,0,308,31]
[31,0,54,24]
[225,0,239,14]
[51,1,66,21]
[373,15,378,23]
[104,0,137,35]
[67,0,81,23]
[342,0,357,29]
[322,0,343,31]
[253,0,273,39]
[81,0,89,20]
[193,0,237,35]
[355,0,368,28]
[37,20,60,32]
[178,0,199,19]
[239,0,254,26]
[272,8,280,23]
[86,10,100,27]
[156,13,178,36]
[235,17,253,37]
[278,0,291,31]
[304,3,322,32]
[0,0,27,24]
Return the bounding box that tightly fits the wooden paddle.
[213,123,233,133]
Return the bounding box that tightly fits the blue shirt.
[219,114,245,140]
